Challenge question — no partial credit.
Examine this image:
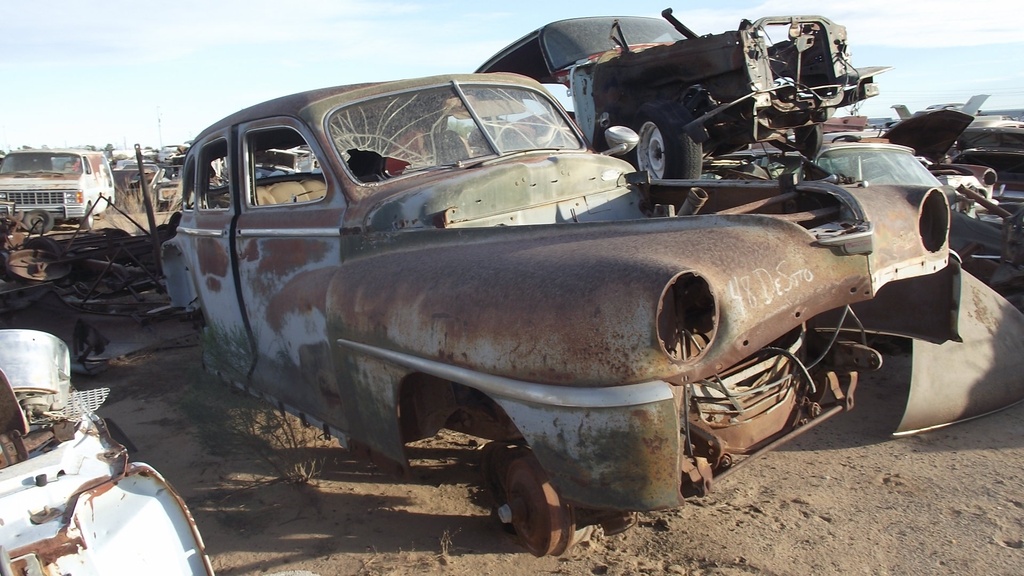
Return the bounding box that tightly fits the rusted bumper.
[898,264,1024,433]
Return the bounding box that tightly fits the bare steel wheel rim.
[637,121,667,178]
[505,455,574,556]
[6,249,71,282]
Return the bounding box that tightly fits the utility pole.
[157,106,163,148]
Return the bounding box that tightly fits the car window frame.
[240,119,336,210]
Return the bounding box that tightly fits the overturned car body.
[478,10,887,178]
[161,72,1024,556]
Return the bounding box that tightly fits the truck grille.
[7,191,67,205]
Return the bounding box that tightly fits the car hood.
[883,109,975,162]
[358,152,640,231]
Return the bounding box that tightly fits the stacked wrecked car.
[478,10,888,178]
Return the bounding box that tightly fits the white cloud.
[679,0,1024,48]
[1,1,430,66]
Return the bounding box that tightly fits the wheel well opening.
[397,373,522,444]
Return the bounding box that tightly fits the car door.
[173,130,256,379]
[231,119,350,420]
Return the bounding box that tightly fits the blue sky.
[2,0,1022,150]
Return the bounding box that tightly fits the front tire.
[633,101,702,179]
[793,124,823,158]
[80,202,95,230]
[22,210,55,234]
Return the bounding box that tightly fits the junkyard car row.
[5,7,1024,564]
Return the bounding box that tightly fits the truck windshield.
[0,152,83,174]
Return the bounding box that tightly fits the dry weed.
[181,368,333,484]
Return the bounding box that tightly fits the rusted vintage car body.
[161,72,1015,556]
[478,11,887,178]
[112,162,182,212]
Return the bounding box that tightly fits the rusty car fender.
[838,259,1024,435]
[328,189,947,389]
[335,337,684,510]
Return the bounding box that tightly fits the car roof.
[820,141,916,154]
[193,72,548,142]
[477,16,683,81]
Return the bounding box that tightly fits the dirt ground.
[68,336,1021,576]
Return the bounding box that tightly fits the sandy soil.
[80,339,1024,576]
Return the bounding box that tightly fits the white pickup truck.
[0,149,115,230]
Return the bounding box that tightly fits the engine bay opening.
[688,326,805,445]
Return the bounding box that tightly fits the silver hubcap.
[637,121,667,178]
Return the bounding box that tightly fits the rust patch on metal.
[239,239,260,263]
[196,237,229,277]
[632,409,669,454]
[206,276,222,292]
[265,267,336,332]
[9,529,86,567]
[257,239,330,277]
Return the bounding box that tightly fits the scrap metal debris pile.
[0,329,212,574]
[0,211,176,304]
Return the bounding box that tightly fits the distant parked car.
[953,125,1024,200]
[112,162,182,212]
[158,144,189,164]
